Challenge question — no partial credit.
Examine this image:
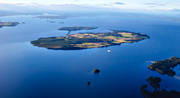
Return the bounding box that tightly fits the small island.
[31,30,149,50]
[59,26,98,31]
[0,22,19,28]
[58,26,98,35]
[148,56,180,76]
[36,15,67,19]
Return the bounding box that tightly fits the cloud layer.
[0,0,180,13]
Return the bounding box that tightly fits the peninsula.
[148,56,180,76]
[141,76,180,98]
[31,30,149,50]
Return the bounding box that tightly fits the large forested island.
[31,30,149,50]
[0,22,19,28]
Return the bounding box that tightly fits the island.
[148,56,180,76]
[146,76,161,89]
[58,26,98,35]
[0,22,19,28]
[31,30,149,50]
[94,69,100,74]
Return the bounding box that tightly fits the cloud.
[145,2,165,7]
[171,8,180,12]
[0,1,179,14]
[114,2,125,5]
[0,2,116,14]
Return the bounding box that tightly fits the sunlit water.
[0,12,180,98]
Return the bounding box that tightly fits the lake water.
[0,12,180,98]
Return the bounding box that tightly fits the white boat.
[107,49,111,53]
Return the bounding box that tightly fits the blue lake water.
[0,12,180,98]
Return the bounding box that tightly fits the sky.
[0,0,180,13]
